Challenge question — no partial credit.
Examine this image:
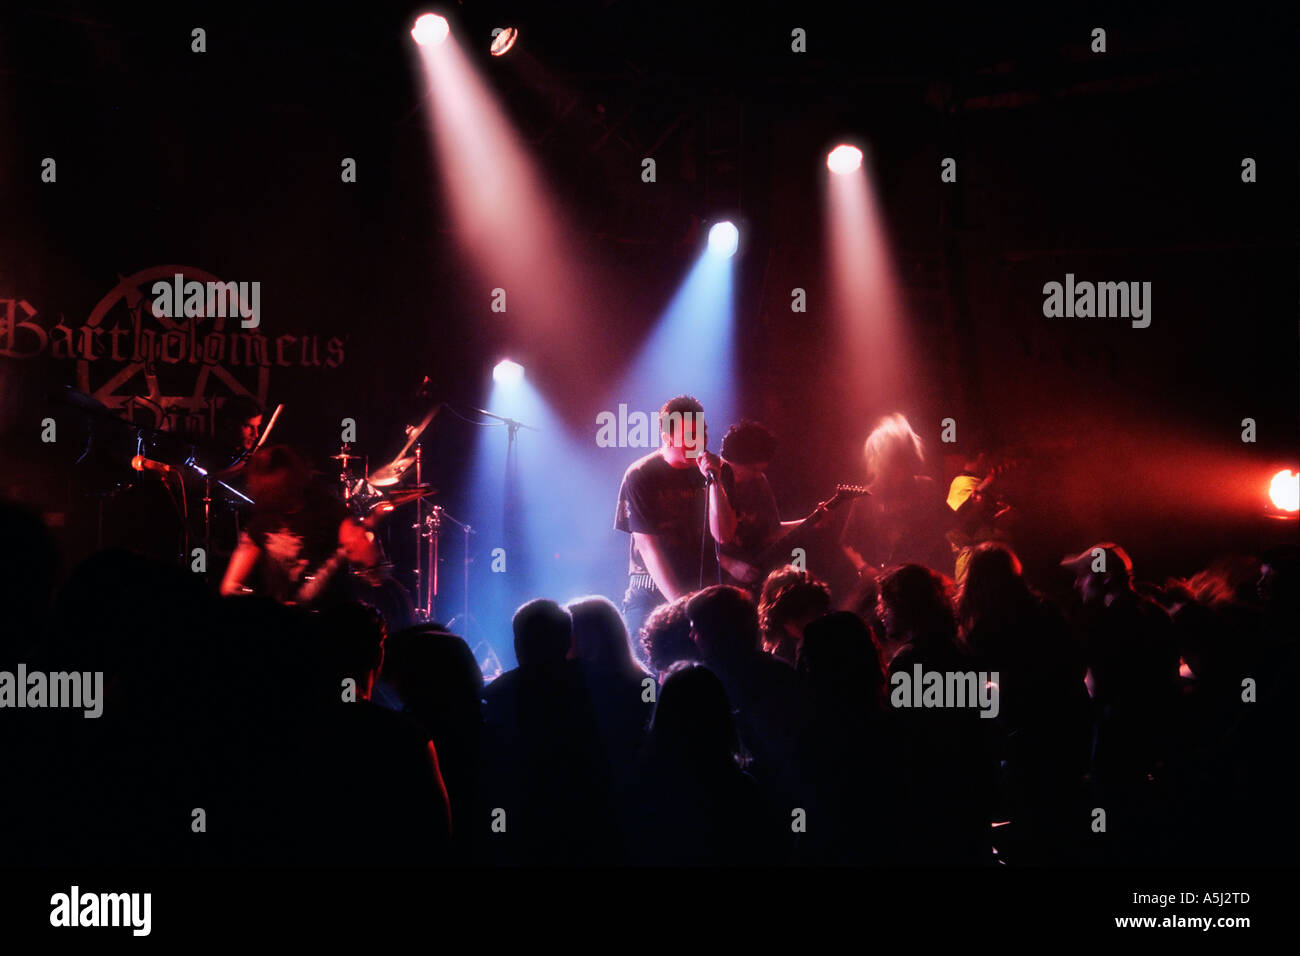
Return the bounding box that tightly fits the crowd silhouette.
[0,497,1295,866]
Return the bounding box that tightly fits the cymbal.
[381,484,438,508]
[403,407,438,448]
[51,385,108,414]
[330,451,365,464]
[369,456,414,487]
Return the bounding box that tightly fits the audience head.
[957,543,1028,625]
[381,625,484,729]
[566,595,641,674]
[686,585,760,663]
[799,611,888,711]
[52,548,205,677]
[1175,554,1263,608]
[1060,542,1134,607]
[512,598,573,670]
[758,566,832,655]
[649,661,742,771]
[319,601,388,700]
[876,564,957,648]
[640,597,699,677]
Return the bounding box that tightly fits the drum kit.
[51,385,475,633]
[326,405,475,631]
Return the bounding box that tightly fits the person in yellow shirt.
[946,450,1014,588]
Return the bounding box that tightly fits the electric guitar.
[718,483,870,587]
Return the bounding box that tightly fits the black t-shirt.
[727,470,783,557]
[614,451,734,590]
[840,476,951,572]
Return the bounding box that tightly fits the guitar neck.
[296,546,346,603]
[295,510,382,604]
[755,515,818,566]
[719,484,866,586]
[754,485,867,566]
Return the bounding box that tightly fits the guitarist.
[219,444,367,606]
[717,420,835,592]
[946,449,1016,588]
[840,414,952,577]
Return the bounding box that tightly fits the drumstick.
[254,403,283,451]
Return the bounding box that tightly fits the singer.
[613,394,737,659]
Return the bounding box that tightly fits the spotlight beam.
[414,28,593,343]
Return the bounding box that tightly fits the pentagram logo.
[77,265,269,431]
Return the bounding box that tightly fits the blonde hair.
[863,413,924,486]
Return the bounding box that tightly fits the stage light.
[708,221,739,258]
[415,13,592,340]
[493,359,525,385]
[827,144,863,175]
[490,27,518,56]
[1268,469,1299,512]
[411,13,450,47]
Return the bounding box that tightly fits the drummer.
[214,395,264,464]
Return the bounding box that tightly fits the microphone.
[696,448,719,485]
[702,460,719,484]
[131,454,173,475]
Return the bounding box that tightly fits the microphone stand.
[426,505,474,635]
[186,401,279,576]
[461,406,539,441]
[699,488,711,590]
[462,404,537,604]
[455,404,537,645]
[700,463,723,588]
